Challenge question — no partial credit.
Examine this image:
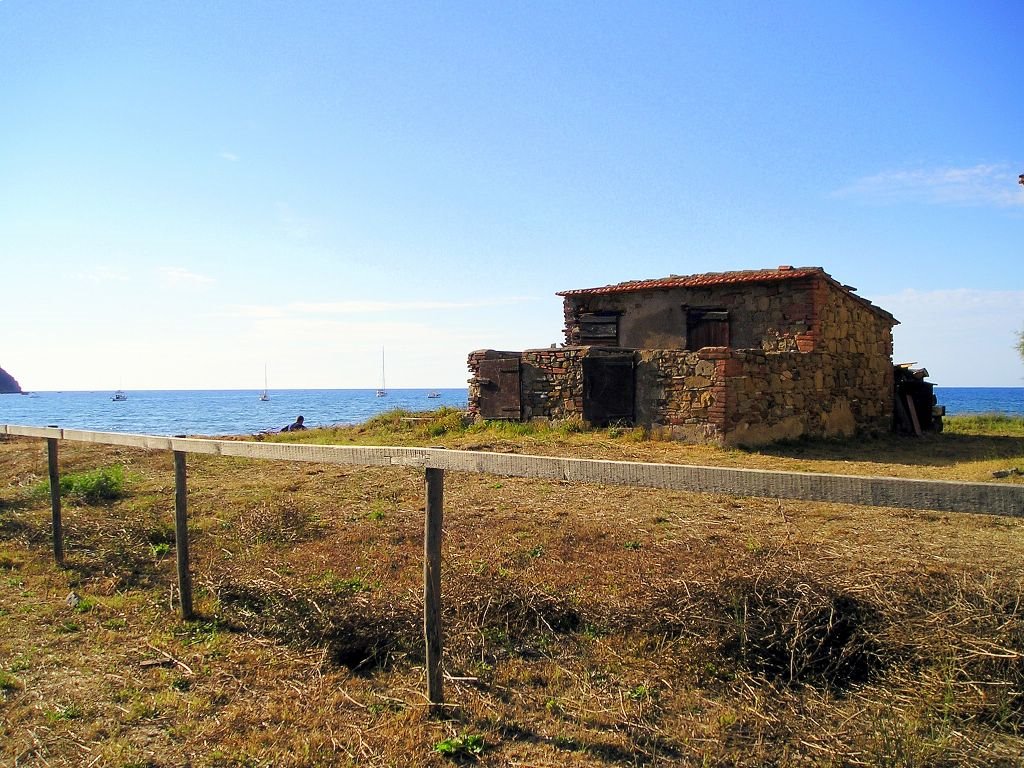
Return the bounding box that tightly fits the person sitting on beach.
[281,415,306,432]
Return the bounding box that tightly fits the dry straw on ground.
[2,411,1023,766]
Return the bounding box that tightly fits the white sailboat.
[375,348,387,397]
[259,366,270,401]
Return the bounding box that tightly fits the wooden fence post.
[46,437,64,564]
[173,450,194,620]
[424,467,444,709]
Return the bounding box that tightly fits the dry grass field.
[2,410,1024,767]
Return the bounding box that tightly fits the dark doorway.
[477,358,522,420]
[583,356,635,426]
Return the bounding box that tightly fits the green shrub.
[35,465,127,504]
[59,465,127,503]
[423,407,468,437]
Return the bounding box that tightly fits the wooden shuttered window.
[579,312,620,345]
[686,308,729,350]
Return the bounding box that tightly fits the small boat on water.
[376,347,387,397]
[112,390,128,401]
[259,365,270,401]
[427,391,441,398]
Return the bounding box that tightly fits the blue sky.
[1,1,1022,390]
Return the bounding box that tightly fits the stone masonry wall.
[471,276,896,444]
[470,343,892,445]
[814,279,896,371]
[467,347,589,421]
[519,347,587,420]
[723,350,892,445]
[634,348,728,443]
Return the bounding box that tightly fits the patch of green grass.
[319,572,372,594]
[366,501,388,521]
[150,542,171,559]
[554,416,587,435]
[620,426,652,442]
[45,703,83,722]
[553,733,581,751]
[171,676,193,692]
[469,419,539,438]
[147,523,176,546]
[424,407,468,437]
[944,414,1024,436]
[0,670,22,694]
[0,551,21,570]
[433,733,485,759]
[174,619,223,647]
[73,597,96,614]
[627,684,652,701]
[35,464,128,504]
[367,700,404,715]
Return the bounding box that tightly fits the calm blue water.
[934,387,1024,417]
[2,387,1021,437]
[0,389,468,437]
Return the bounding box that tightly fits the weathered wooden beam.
[3,425,63,439]
[905,394,923,436]
[173,451,194,620]
[46,438,64,564]
[424,467,444,709]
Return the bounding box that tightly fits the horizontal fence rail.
[4,424,1023,517]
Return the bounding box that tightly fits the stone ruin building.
[467,266,906,446]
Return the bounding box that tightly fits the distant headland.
[0,365,23,394]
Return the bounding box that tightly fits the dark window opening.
[686,308,729,350]
[579,312,620,345]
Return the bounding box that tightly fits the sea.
[1,387,1022,438]
[0,389,468,437]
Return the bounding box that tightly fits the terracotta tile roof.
[557,266,897,323]
[556,266,823,296]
